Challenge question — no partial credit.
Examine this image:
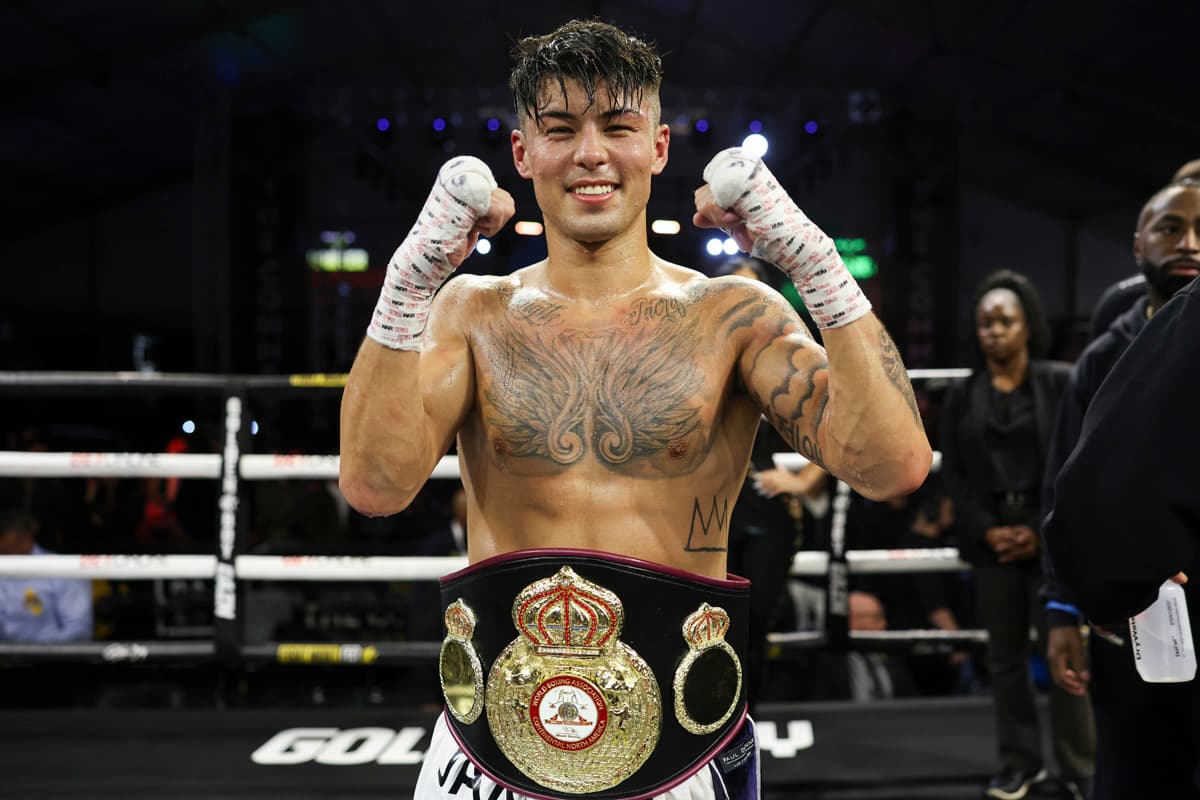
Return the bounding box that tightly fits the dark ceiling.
[1,0,1196,240]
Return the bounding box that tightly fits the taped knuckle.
[438,156,498,216]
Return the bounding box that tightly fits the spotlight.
[480,115,504,147]
[706,237,725,256]
[182,420,196,434]
[373,116,393,150]
[475,237,492,255]
[723,238,739,255]
[430,114,455,150]
[748,119,763,133]
[515,221,544,236]
[804,120,819,135]
[651,219,681,235]
[742,133,769,159]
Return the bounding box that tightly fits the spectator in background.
[1044,275,1200,797]
[1087,159,1199,341]
[0,509,92,642]
[845,474,971,696]
[940,270,1094,800]
[1041,180,1200,800]
[804,590,917,702]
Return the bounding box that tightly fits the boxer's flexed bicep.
[419,277,482,459]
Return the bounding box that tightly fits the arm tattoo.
[685,496,730,552]
[879,329,922,427]
[719,296,770,337]
[749,336,830,469]
[485,320,704,471]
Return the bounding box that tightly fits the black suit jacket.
[940,360,1071,565]
[1046,279,1200,622]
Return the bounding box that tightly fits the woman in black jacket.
[941,270,1094,800]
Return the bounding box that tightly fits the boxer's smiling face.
[512,78,669,246]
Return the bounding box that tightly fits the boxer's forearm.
[340,158,496,516]
[339,340,436,516]
[818,315,931,500]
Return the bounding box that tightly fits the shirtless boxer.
[339,19,931,800]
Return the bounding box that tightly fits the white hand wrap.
[367,156,497,350]
[704,147,871,329]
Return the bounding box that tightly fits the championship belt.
[438,548,750,800]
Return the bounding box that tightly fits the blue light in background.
[804,120,819,135]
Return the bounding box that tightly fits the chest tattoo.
[484,318,704,468]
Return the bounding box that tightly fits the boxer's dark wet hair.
[509,19,663,127]
[973,269,1052,359]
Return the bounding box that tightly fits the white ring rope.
[0,451,222,478]
[234,555,469,581]
[0,550,962,580]
[237,454,461,480]
[0,450,942,480]
[0,554,216,579]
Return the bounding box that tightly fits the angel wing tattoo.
[485,319,704,469]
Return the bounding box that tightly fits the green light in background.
[833,237,876,279]
[844,254,878,279]
[306,248,369,272]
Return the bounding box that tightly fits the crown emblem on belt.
[682,603,730,648]
[513,566,622,656]
[444,599,476,640]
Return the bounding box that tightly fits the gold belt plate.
[485,566,662,794]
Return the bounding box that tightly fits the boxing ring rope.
[0,368,977,665]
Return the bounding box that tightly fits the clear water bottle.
[1129,580,1196,683]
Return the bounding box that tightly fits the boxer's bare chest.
[466,285,739,476]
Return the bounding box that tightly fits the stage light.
[749,119,763,133]
[475,237,492,255]
[651,219,681,235]
[742,133,769,159]
[432,117,447,132]
[251,421,260,436]
[515,221,544,236]
[694,119,709,133]
[706,237,724,256]
[723,238,739,255]
[804,120,819,135]
[480,115,505,147]
[376,118,390,132]
[182,420,196,434]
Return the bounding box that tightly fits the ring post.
[824,480,852,652]
[213,381,248,665]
